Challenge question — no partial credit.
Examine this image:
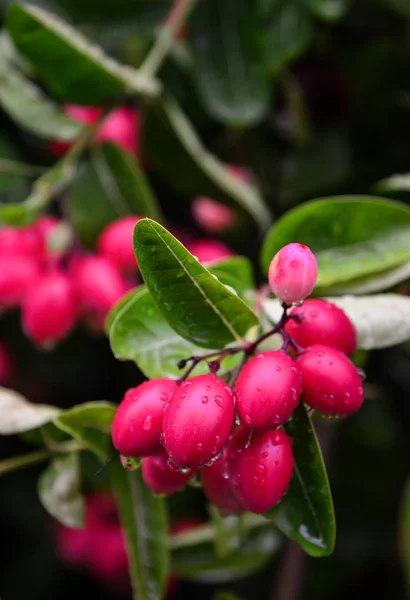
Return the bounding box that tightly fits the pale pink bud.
[268,243,318,305]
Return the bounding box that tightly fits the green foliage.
[0,387,60,434]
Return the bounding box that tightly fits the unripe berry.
[201,449,243,515]
[235,351,301,429]
[187,240,234,264]
[162,374,235,468]
[22,272,79,345]
[227,426,294,513]
[96,106,140,155]
[297,344,364,416]
[192,198,236,233]
[285,298,357,356]
[97,216,141,274]
[112,379,177,457]
[141,452,195,495]
[0,255,40,309]
[0,341,13,385]
[268,243,318,305]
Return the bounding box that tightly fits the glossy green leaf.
[109,460,169,600]
[134,219,259,349]
[261,196,410,287]
[6,4,126,103]
[189,0,270,126]
[54,401,116,459]
[265,404,335,557]
[38,452,85,528]
[141,95,272,230]
[206,256,255,302]
[0,387,60,435]
[105,286,141,335]
[307,0,351,20]
[0,58,81,139]
[68,143,162,246]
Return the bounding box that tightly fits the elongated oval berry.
[268,243,318,305]
[22,272,79,345]
[187,240,234,265]
[0,225,44,260]
[285,298,357,356]
[0,255,40,309]
[142,452,195,495]
[162,374,235,468]
[192,197,236,233]
[235,351,301,429]
[97,216,141,274]
[297,344,364,416]
[201,449,243,515]
[227,426,294,513]
[112,379,177,457]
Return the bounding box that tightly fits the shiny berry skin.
[97,216,141,274]
[297,344,364,416]
[0,341,13,385]
[0,255,39,309]
[227,426,294,513]
[201,449,243,515]
[235,351,302,430]
[285,298,357,356]
[112,379,177,457]
[192,198,236,233]
[141,452,195,496]
[72,256,129,323]
[162,374,235,468]
[268,243,318,305]
[22,272,79,345]
[187,240,234,264]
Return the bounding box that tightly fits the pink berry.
[201,449,243,515]
[0,225,44,260]
[22,272,79,345]
[97,216,141,274]
[162,374,235,468]
[268,243,318,305]
[192,197,236,233]
[187,239,234,264]
[227,426,294,513]
[112,379,177,457]
[0,255,39,309]
[297,344,364,416]
[0,341,13,385]
[48,105,101,155]
[228,164,253,183]
[235,351,302,430]
[72,256,129,323]
[96,106,140,155]
[141,451,195,495]
[285,298,357,356]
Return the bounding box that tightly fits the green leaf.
[0,133,31,192]
[261,196,410,288]
[6,4,126,103]
[374,173,410,194]
[134,219,259,349]
[307,0,351,20]
[38,452,85,528]
[0,387,60,435]
[208,505,244,559]
[0,58,82,140]
[54,401,116,459]
[141,94,272,230]
[189,0,270,127]
[109,460,169,600]
[206,256,255,302]
[68,142,162,246]
[265,403,335,557]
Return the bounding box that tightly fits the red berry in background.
[163,374,235,468]
[48,105,101,155]
[187,239,234,264]
[227,426,294,514]
[268,243,318,305]
[297,344,364,416]
[0,255,39,309]
[228,164,253,183]
[0,341,13,385]
[142,451,195,495]
[22,272,79,346]
[96,106,140,155]
[72,255,129,325]
[192,198,236,233]
[201,449,243,515]
[0,225,44,260]
[97,216,141,275]
[112,378,177,457]
[285,298,357,356]
[235,351,302,430]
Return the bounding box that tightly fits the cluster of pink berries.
[111,243,364,515]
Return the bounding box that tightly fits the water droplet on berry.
[163,402,170,412]
[256,354,264,360]
[143,415,153,431]
[256,463,266,474]
[272,433,281,445]
[205,385,211,392]
[177,403,182,409]
[244,414,251,425]
[180,466,191,475]
[291,387,298,401]
[344,392,351,405]
[160,393,169,401]
[196,443,203,451]
[214,395,224,407]
[262,451,269,458]
[316,351,323,357]
[290,260,298,268]
[201,395,208,404]
[276,365,281,372]
[180,392,187,399]
[215,435,221,444]
[221,462,229,479]
[257,386,262,392]
[183,380,192,387]
[167,458,180,472]
[291,366,298,374]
